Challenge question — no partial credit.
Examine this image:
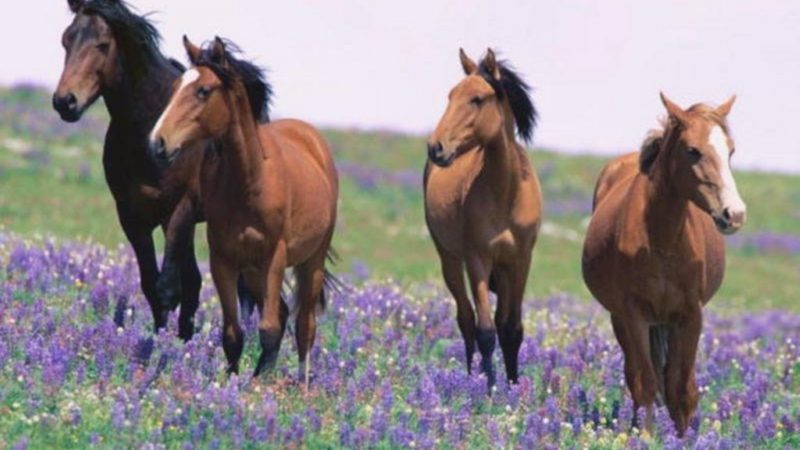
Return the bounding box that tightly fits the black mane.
[195,40,273,123]
[79,0,164,80]
[477,55,538,144]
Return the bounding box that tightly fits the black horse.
[52,0,247,340]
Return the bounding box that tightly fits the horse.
[149,36,339,384]
[582,93,746,435]
[424,49,542,389]
[52,0,207,340]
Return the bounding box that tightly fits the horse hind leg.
[664,307,702,436]
[611,313,659,432]
[439,254,476,375]
[294,252,329,390]
[157,197,196,313]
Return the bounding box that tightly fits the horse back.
[592,152,639,211]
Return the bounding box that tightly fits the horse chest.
[631,252,704,318]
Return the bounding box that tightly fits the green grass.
[1,87,799,312]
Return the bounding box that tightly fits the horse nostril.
[150,137,166,158]
[427,142,443,159]
[65,93,78,111]
[722,208,731,220]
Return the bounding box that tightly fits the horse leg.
[496,254,530,384]
[294,252,326,389]
[157,196,195,312]
[664,306,702,436]
[611,313,658,432]
[439,254,476,374]
[177,230,202,342]
[254,241,289,377]
[466,254,496,390]
[118,209,164,332]
[209,255,243,374]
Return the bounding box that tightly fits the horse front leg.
[495,253,530,384]
[438,253,476,375]
[611,312,659,433]
[254,240,289,377]
[665,306,702,436]
[117,207,164,332]
[177,229,202,342]
[466,254,496,390]
[209,254,243,374]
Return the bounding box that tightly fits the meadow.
[0,84,799,448]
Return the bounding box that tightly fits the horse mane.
[78,0,164,80]
[194,39,273,123]
[639,103,731,174]
[477,54,538,144]
[639,119,666,174]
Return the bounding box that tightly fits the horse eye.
[96,43,110,54]
[686,147,702,160]
[470,96,483,106]
[196,86,212,100]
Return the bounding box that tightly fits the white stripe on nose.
[709,126,746,225]
[150,68,200,142]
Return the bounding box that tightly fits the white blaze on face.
[150,68,200,141]
[709,125,746,224]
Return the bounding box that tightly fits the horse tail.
[649,324,669,406]
[320,248,343,312]
[237,275,257,319]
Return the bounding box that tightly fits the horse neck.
[480,102,522,204]
[102,54,179,131]
[641,125,690,248]
[218,88,270,196]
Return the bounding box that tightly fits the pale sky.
[3,1,799,172]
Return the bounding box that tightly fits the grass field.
[1,85,799,312]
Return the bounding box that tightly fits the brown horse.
[150,37,338,383]
[53,0,209,340]
[582,94,746,435]
[424,49,542,389]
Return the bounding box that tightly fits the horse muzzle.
[712,204,746,235]
[52,92,82,122]
[427,142,456,168]
[149,137,179,168]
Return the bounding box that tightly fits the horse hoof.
[253,352,279,378]
[178,320,195,342]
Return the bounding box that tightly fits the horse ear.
[483,48,502,81]
[716,95,736,117]
[459,48,477,75]
[660,92,689,124]
[183,35,202,65]
[211,36,228,67]
[67,0,84,13]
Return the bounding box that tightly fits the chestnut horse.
[425,49,542,389]
[582,94,746,435]
[150,37,338,383]
[53,0,208,340]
